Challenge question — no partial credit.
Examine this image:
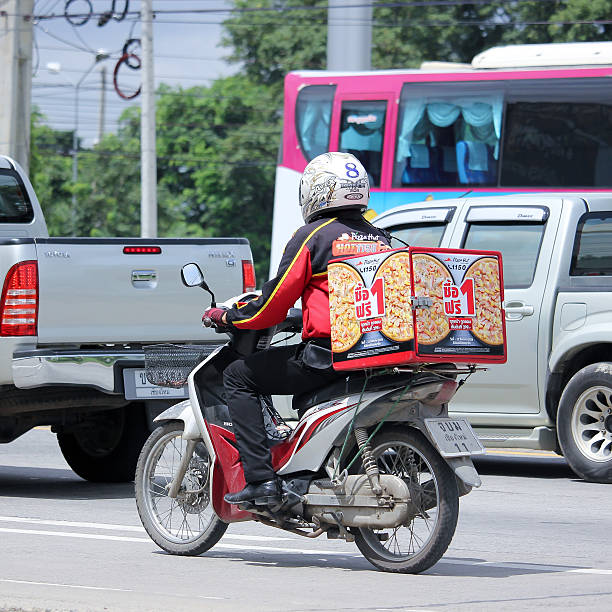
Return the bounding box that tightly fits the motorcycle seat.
[291,369,422,419]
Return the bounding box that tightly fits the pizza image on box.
[374,251,414,342]
[466,257,504,346]
[412,253,452,345]
[328,263,363,353]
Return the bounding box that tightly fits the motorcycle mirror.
[181,263,216,306]
[181,263,205,287]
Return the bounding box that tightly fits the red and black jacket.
[225,212,391,339]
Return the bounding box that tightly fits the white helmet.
[299,152,369,223]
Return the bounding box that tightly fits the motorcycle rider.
[203,152,391,506]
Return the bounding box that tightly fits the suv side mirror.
[181,263,204,287]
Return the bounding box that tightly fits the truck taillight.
[242,260,256,293]
[0,261,38,336]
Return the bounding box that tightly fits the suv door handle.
[504,301,534,320]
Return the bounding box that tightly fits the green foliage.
[30,108,73,235]
[30,80,279,280]
[222,0,327,87]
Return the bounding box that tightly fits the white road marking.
[0,527,150,543]
[0,527,353,556]
[0,516,292,541]
[377,609,436,612]
[1,522,611,575]
[0,578,133,592]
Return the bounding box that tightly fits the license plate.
[424,418,485,457]
[123,369,189,400]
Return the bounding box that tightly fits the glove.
[202,307,228,328]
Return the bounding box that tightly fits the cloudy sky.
[32,1,237,146]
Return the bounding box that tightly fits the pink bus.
[270,42,612,272]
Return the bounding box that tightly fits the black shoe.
[224,479,281,506]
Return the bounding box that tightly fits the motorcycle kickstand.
[167,439,197,499]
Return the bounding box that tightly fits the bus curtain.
[396,95,503,162]
[298,102,332,161]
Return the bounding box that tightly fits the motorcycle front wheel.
[354,428,459,574]
[135,421,227,555]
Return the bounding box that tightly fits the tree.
[32,77,280,281]
[29,108,73,235]
[222,0,612,72]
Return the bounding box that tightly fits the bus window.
[501,102,612,188]
[339,100,387,187]
[295,85,336,162]
[394,86,502,188]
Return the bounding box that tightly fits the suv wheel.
[58,405,149,483]
[557,363,612,483]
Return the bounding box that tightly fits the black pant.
[223,341,340,484]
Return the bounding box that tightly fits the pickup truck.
[0,155,255,482]
[374,193,612,483]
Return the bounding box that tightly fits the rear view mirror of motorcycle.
[181,263,204,286]
[181,263,216,306]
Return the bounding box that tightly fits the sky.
[32,1,238,147]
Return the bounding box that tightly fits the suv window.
[388,223,446,248]
[571,213,612,276]
[339,100,386,187]
[0,171,33,223]
[463,223,545,288]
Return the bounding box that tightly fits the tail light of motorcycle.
[0,261,38,336]
[242,260,256,293]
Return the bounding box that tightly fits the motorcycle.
[134,263,484,574]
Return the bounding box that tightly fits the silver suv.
[374,193,612,483]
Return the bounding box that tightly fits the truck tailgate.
[35,238,252,344]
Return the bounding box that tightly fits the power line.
[23,0,574,21]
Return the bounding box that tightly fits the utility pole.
[98,66,107,144]
[0,0,34,173]
[327,0,372,71]
[140,0,157,238]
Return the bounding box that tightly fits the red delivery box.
[328,247,506,371]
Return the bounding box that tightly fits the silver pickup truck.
[374,193,612,483]
[0,156,255,482]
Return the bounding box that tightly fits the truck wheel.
[557,363,612,483]
[58,405,149,483]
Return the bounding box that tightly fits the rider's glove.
[202,307,229,328]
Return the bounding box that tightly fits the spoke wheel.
[571,386,612,462]
[135,422,227,555]
[354,428,458,574]
[557,363,612,483]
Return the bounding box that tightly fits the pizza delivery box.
[328,247,507,371]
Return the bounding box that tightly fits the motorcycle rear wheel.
[354,428,459,574]
[135,421,227,555]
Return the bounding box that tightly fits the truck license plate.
[424,418,486,457]
[123,369,189,400]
